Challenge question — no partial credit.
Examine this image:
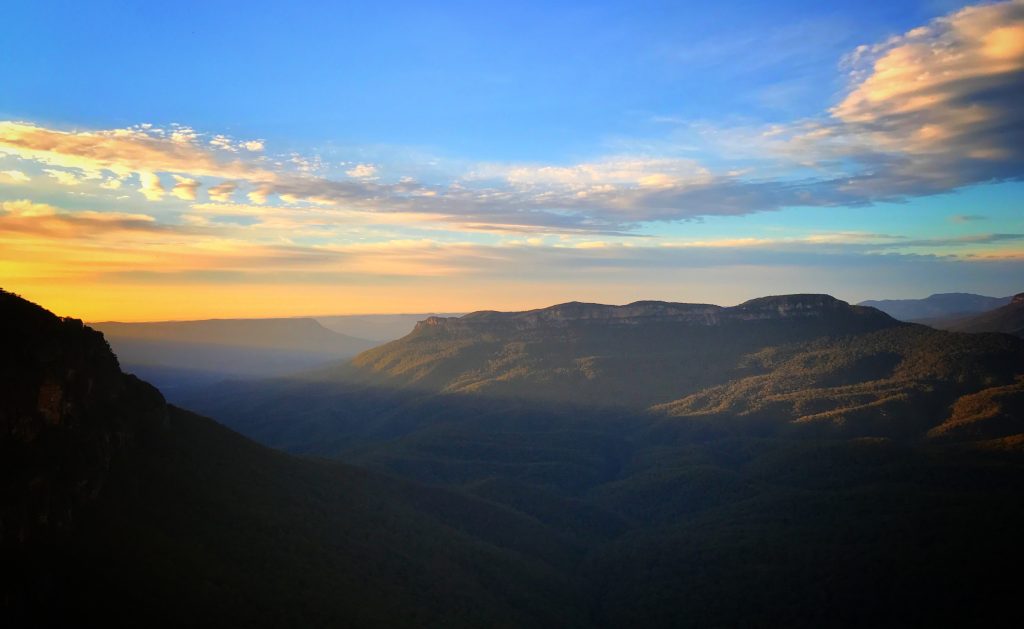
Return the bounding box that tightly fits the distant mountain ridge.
[91,317,379,394]
[858,292,1012,321]
[938,292,1024,338]
[342,295,903,410]
[92,317,373,352]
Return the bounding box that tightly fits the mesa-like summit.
[4,287,1024,628]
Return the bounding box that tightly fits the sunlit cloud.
[0,169,31,183]
[0,199,160,239]
[207,181,237,202]
[137,171,165,201]
[171,175,200,201]
[0,120,271,183]
[773,0,1024,193]
[43,168,83,186]
[345,163,378,178]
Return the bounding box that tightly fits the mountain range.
[6,288,1024,627]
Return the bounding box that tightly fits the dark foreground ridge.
[0,289,584,628]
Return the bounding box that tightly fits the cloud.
[43,168,83,186]
[138,171,165,201]
[247,184,273,204]
[951,214,988,222]
[345,163,378,178]
[786,0,1024,193]
[0,2,1019,236]
[0,121,271,182]
[472,157,711,192]
[3,196,1022,321]
[0,199,161,239]
[170,175,200,201]
[0,169,30,183]
[208,181,238,202]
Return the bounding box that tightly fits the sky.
[1,0,1022,320]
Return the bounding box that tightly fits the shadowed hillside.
[1,290,584,628]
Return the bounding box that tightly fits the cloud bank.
[2,0,1021,235]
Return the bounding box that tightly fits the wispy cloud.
[951,214,988,222]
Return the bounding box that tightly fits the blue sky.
[0,0,1021,319]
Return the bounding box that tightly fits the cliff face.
[0,289,166,547]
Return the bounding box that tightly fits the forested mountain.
[858,292,1012,321]
[7,289,1024,627]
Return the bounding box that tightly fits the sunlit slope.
[655,326,1024,439]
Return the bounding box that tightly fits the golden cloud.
[833,0,1024,160]
[0,121,273,196]
[171,175,201,201]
